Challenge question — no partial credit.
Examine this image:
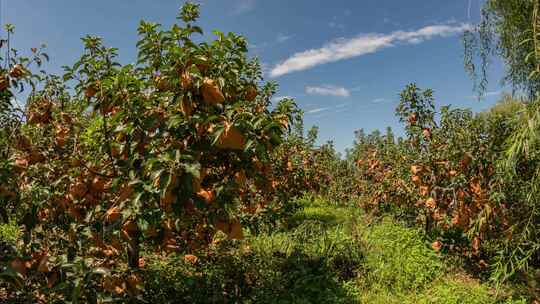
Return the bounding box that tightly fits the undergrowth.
[143,196,529,303]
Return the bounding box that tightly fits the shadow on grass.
[144,248,359,304]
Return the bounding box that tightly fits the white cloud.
[307,107,331,114]
[276,33,292,43]
[270,23,471,77]
[233,0,256,15]
[467,90,502,99]
[372,98,386,103]
[306,85,351,97]
[329,21,345,29]
[484,90,501,97]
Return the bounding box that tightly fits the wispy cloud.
[329,21,345,30]
[233,0,256,15]
[468,90,502,100]
[276,33,292,43]
[372,98,386,103]
[307,107,331,114]
[270,23,471,77]
[484,90,501,97]
[306,85,351,97]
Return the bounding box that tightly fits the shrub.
[0,2,301,302]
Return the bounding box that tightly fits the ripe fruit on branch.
[411,175,421,186]
[0,75,9,90]
[215,219,244,240]
[90,176,106,192]
[216,123,246,150]
[408,113,418,125]
[460,153,472,170]
[10,258,27,276]
[85,85,98,98]
[432,240,442,252]
[425,197,436,209]
[9,64,25,79]
[410,165,423,175]
[234,170,247,186]
[105,206,122,223]
[184,254,198,265]
[422,128,431,138]
[181,71,193,90]
[197,189,215,204]
[420,186,429,196]
[201,78,225,105]
[245,85,258,101]
[154,75,171,92]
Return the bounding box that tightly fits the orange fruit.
[216,123,246,150]
[432,240,442,252]
[181,71,193,90]
[410,165,423,175]
[197,189,215,204]
[245,85,258,101]
[154,75,170,91]
[419,186,430,196]
[0,75,9,90]
[408,113,418,125]
[70,181,88,200]
[422,128,431,138]
[105,206,122,223]
[85,86,97,98]
[201,78,225,105]
[234,170,247,185]
[10,258,27,276]
[90,176,106,192]
[9,64,25,79]
[460,153,472,169]
[425,197,437,209]
[184,254,199,265]
[117,185,134,202]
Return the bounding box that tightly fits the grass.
[0,220,18,244]
[145,196,529,303]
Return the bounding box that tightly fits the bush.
[0,2,301,302]
[143,200,364,303]
[359,218,443,293]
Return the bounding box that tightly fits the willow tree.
[465,0,540,287]
[464,0,540,98]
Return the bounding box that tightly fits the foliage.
[0,2,303,302]
[351,83,540,291]
[359,217,444,293]
[463,0,540,97]
[144,197,363,303]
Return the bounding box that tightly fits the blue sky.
[3,0,505,153]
